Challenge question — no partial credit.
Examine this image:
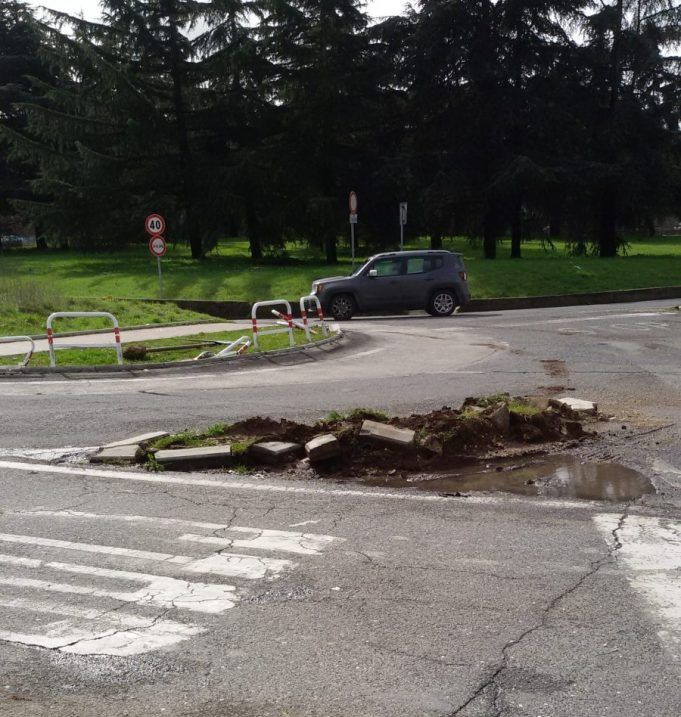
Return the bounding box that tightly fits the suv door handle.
[425,277,435,281]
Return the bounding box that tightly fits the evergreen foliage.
[0,0,679,260]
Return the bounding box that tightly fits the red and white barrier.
[215,336,251,358]
[0,335,35,368]
[46,312,123,367]
[299,295,328,342]
[251,300,295,350]
[272,309,308,333]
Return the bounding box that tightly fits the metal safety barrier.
[46,312,123,368]
[251,300,294,351]
[0,335,35,368]
[215,336,251,358]
[299,295,328,342]
[271,309,308,333]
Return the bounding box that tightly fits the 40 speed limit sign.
[145,213,166,237]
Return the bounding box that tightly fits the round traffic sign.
[149,235,167,257]
[349,191,358,214]
[145,213,166,236]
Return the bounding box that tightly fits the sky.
[26,0,411,20]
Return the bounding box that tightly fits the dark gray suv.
[311,250,470,320]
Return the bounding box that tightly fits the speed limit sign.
[149,235,167,257]
[145,213,166,237]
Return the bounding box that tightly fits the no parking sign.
[145,213,166,297]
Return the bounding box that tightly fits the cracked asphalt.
[3,300,681,716]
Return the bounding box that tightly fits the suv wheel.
[329,294,356,321]
[427,290,456,317]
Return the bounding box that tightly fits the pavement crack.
[447,503,631,717]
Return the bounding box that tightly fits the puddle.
[359,455,654,502]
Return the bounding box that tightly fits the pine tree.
[408,0,586,260]
[2,0,261,257]
[0,1,49,230]
[581,0,681,256]
[258,0,372,263]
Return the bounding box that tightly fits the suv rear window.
[406,256,443,274]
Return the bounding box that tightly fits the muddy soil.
[151,395,596,475]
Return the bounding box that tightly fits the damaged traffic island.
[87,394,655,502]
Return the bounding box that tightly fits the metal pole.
[351,222,355,270]
[157,256,163,298]
[400,222,404,251]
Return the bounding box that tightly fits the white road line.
[0,598,201,656]
[0,459,604,511]
[0,554,237,613]
[594,514,681,661]
[343,348,384,360]
[178,528,339,555]
[17,510,228,531]
[0,533,294,579]
[497,311,668,328]
[15,510,343,555]
[0,447,98,461]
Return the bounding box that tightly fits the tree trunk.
[430,233,443,250]
[597,0,624,260]
[163,0,202,259]
[483,210,496,259]
[599,189,618,258]
[510,202,522,259]
[245,198,263,260]
[324,232,337,263]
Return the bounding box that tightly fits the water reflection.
[361,455,654,502]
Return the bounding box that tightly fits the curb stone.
[155,445,233,468]
[125,286,681,320]
[0,330,344,377]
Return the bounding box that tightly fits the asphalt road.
[3,300,681,716]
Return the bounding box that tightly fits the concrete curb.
[126,286,681,320]
[0,330,345,377]
[460,285,681,313]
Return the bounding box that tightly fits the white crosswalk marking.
[0,598,203,656]
[0,532,295,579]
[594,514,681,661]
[15,510,341,555]
[0,511,342,656]
[0,555,237,613]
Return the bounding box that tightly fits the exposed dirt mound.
[225,417,315,444]
[147,396,597,476]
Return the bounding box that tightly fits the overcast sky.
[26,0,411,21]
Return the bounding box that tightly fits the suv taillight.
[458,271,467,281]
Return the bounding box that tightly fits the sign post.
[145,214,167,298]
[349,191,358,269]
[399,202,407,251]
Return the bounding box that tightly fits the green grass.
[0,276,217,337]
[0,327,330,367]
[2,234,681,305]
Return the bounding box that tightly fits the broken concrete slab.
[155,445,232,468]
[103,431,169,449]
[485,402,510,435]
[249,441,304,465]
[305,434,341,462]
[549,397,597,416]
[359,420,416,451]
[420,435,443,456]
[91,444,142,465]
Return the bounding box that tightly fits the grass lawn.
[0,327,329,367]
[0,287,217,337]
[1,234,681,306]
